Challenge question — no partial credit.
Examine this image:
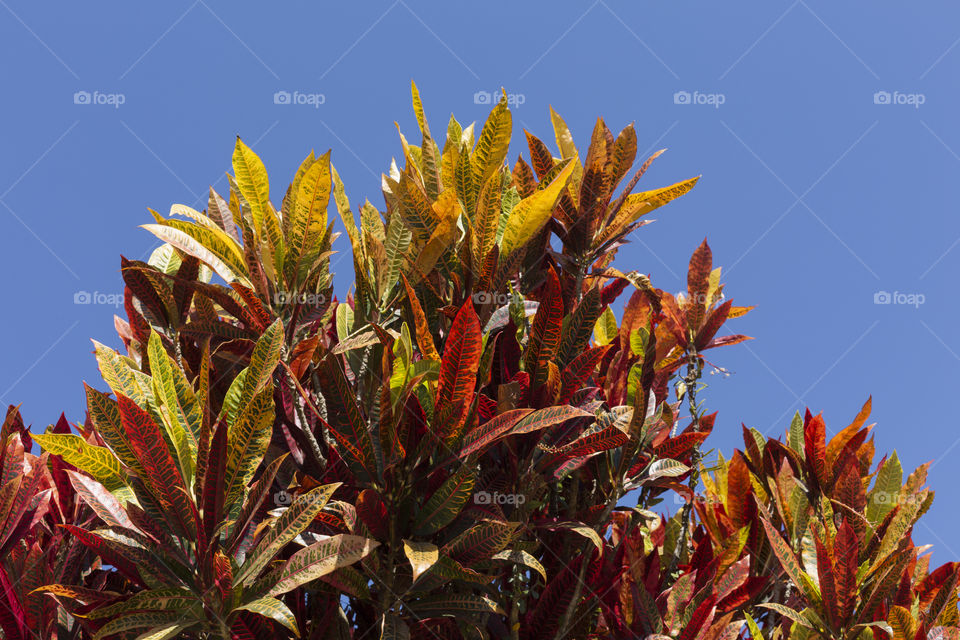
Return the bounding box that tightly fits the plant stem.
[667,347,703,581]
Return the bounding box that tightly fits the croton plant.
[0,84,954,639]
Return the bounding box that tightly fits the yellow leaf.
[472,93,512,186]
[499,159,575,260]
[232,137,272,235]
[403,540,439,581]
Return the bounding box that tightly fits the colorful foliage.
[2,84,955,640]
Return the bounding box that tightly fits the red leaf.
[117,393,196,538]
[356,489,388,539]
[694,300,733,351]
[457,409,534,459]
[833,519,859,622]
[437,300,482,409]
[523,265,563,387]
[653,432,710,461]
[726,451,753,529]
[559,345,611,404]
[804,413,828,493]
[686,239,712,330]
[815,533,840,629]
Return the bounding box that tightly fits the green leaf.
[223,388,275,516]
[234,597,300,636]
[413,466,476,535]
[409,593,503,617]
[32,432,125,491]
[866,451,902,525]
[93,612,185,640]
[238,483,341,585]
[224,319,284,425]
[268,534,379,596]
[147,332,198,485]
[87,588,199,619]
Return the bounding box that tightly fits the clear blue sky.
[2,1,958,555]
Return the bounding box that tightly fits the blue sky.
[2,1,959,555]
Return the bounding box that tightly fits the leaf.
[232,137,272,235]
[233,319,284,423]
[436,300,482,408]
[223,388,275,515]
[472,93,512,186]
[86,588,199,619]
[285,152,332,285]
[403,540,439,581]
[147,332,199,480]
[510,405,591,435]
[644,458,690,481]
[234,597,300,636]
[401,274,440,361]
[268,534,379,596]
[548,522,603,554]
[499,159,575,260]
[867,451,902,525]
[66,471,135,530]
[413,466,476,535]
[320,357,378,478]
[238,483,341,585]
[458,409,533,459]
[760,518,809,595]
[603,177,699,239]
[141,220,249,284]
[410,593,503,617]
[490,549,547,581]
[756,603,813,629]
[92,612,184,640]
[443,521,518,564]
[523,266,563,386]
[31,433,125,491]
[686,239,712,330]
